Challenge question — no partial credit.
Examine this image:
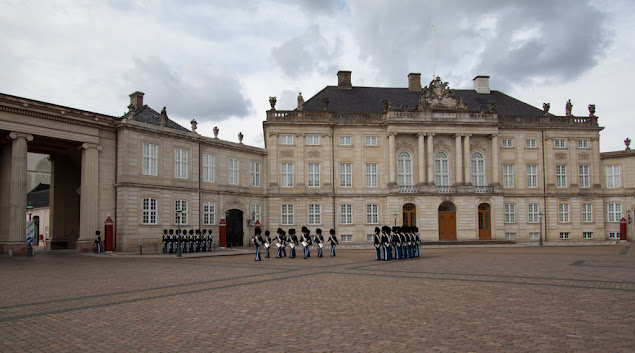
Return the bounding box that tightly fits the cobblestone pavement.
[1,245,633,352]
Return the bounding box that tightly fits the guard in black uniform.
[276,228,285,258]
[413,226,421,257]
[328,229,338,257]
[264,230,272,258]
[201,229,207,252]
[188,230,195,253]
[301,226,311,259]
[315,228,324,258]
[391,226,400,259]
[374,227,381,260]
[289,229,297,258]
[208,229,213,251]
[382,227,391,261]
[162,229,168,253]
[254,228,263,261]
[168,229,175,253]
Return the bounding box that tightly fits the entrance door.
[33,216,40,246]
[226,209,244,246]
[402,203,416,227]
[478,203,491,239]
[438,202,456,240]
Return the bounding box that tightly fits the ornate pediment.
[396,141,413,152]
[418,76,462,111]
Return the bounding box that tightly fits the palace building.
[0,71,633,254]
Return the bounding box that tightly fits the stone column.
[545,138,554,186]
[569,137,577,187]
[591,137,600,187]
[77,143,101,252]
[418,133,425,184]
[455,134,463,184]
[463,134,471,185]
[491,134,499,184]
[296,134,305,188]
[268,133,278,188]
[427,133,434,184]
[388,132,396,184]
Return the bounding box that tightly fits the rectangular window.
[202,154,216,182]
[203,201,215,225]
[502,139,513,148]
[341,234,353,242]
[529,232,540,240]
[250,162,260,187]
[527,164,538,188]
[528,203,539,223]
[582,203,593,223]
[365,136,377,146]
[606,165,621,188]
[175,200,188,225]
[174,148,188,179]
[525,139,537,149]
[554,139,566,148]
[607,203,622,222]
[306,135,320,145]
[556,165,567,188]
[142,143,158,176]
[583,232,593,239]
[578,139,589,148]
[228,158,239,185]
[505,233,516,240]
[308,204,321,225]
[608,232,620,239]
[559,232,570,240]
[142,197,157,224]
[280,135,294,145]
[340,204,352,224]
[365,163,378,187]
[339,136,352,146]
[281,204,294,225]
[251,204,261,222]
[504,204,515,223]
[340,163,352,187]
[503,164,514,188]
[281,163,294,187]
[366,204,378,224]
[307,163,320,187]
[579,165,590,188]
[559,203,570,223]
[367,234,374,242]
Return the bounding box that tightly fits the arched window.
[471,151,485,186]
[434,151,449,186]
[397,151,412,186]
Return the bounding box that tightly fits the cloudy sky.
[1,0,633,152]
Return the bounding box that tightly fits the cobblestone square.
[1,245,634,352]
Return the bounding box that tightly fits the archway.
[478,203,491,239]
[402,203,416,227]
[226,209,244,246]
[438,202,456,240]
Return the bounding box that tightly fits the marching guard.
[276,228,285,258]
[315,228,324,258]
[162,229,168,253]
[195,229,201,252]
[374,227,382,260]
[392,227,400,259]
[327,229,338,257]
[289,229,297,258]
[201,229,207,252]
[400,227,408,259]
[168,229,175,253]
[177,230,185,253]
[414,226,421,257]
[408,227,415,258]
[188,230,195,253]
[382,226,391,261]
[264,230,272,258]
[254,228,263,261]
[207,229,213,251]
[301,226,312,259]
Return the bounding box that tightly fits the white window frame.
[174,148,188,179]
[559,232,570,240]
[529,232,540,240]
[527,164,538,188]
[203,201,215,225]
[281,204,294,225]
[578,139,589,148]
[308,204,321,225]
[579,165,590,188]
[607,203,622,222]
[307,163,320,187]
[366,204,378,224]
[583,232,593,239]
[528,203,539,223]
[397,151,413,186]
[504,204,515,223]
[365,136,378,146]
[556,165,567,188]
[434,151,449,186]
[558,203,570,223]
[503,164,514,188]
[280,135,294,145]
[228,158,239,185]
[365,163,378,187]
[250,161,261,187]
[471,152,485,186]
[251,204,261,223]
[339,136,352,146]
[340,163,352,187]
[142,143,158,176]
[582,203,593,223]
[525,139,537,149]
[606,165,621,188]
[608,232,620,239]
[502,139,513,148]
[281,163,294,187]
[306,135,320,145]
[202,154,216,182]
[554,139,566,148]
[142,197,157,224]
[340,204,353,224]
[175,200,188,225]
[341,234,353,242]
[505,233,516,240]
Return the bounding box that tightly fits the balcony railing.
[398,185,416,193]
[436,186,456,193]
[474,185,494,193]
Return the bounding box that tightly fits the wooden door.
[478,204,491,239]
[438,211,456,240]
[226,209,244,246]
[403,203,416,227]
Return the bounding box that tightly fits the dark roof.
[302,86,545,117]
[27,183,50,209]
[122,105,190,131]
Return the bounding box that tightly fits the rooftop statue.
[565,99,573,116]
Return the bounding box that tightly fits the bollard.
[140,245,142,255]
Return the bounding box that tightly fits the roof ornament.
[428,76,450,98]
[269,96,277,110]
[213,126,219,138]
[543,103,550,115]
[625,137,631,151]
[487,102,497,114]
[160,107,168,126]
[190,119,197,133]
[238,132,244,144]
[381,99,393,113]
[565,99,573,116]
[588,104,596,117]
[297,92,304,111]
[321,97,330,111]
[456,97,468,111]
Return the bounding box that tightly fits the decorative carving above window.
[578,152,590,160]
[307,150,321,158]
[280,150,294,158]
[555,152,568,160]
[434,141,450,151]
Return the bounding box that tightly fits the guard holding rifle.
[254,228,263,261]
[162,229,168,253]
[315,228,324,258]
[328,229,338,257]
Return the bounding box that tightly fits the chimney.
[337,70,352,90]
[129,91,145,110]
[473,76,490,94]
[408,73,422,91]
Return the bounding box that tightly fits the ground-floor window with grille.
[560,232,570,239]
[583,232,593,239]
[608,232,620,239]
[341,234,353,242]
[505,232,516,240]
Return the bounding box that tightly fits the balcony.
[474,185,495,193]
[436,186,456,193]
[398,185,416,193]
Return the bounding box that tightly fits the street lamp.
[27,201,33,221]
[539,211,543,246]
[176,207,182,257]
[393,211,398,227]
[26,202,34,256]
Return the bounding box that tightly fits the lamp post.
[176,207,182,257]
[26,202,34,256]
[539,211,543,246]
[393,211,398,227]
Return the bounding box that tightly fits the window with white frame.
[367,234,374,242]
[608,232,620,239]
[202,154,215,182]
[606,165,621,188]
[340,204,352,224]
[505,233,516,240]
[306,135,320,145]
[280,135,294,145]
[525,139,537,148]
[142,197,157,224]
[556,165,567,188]
[365,136,378,146]
[528,203,539,223]
[434,151,449,186]
[366,204,378,224]
[340,163,352,187]
[341,234,353,242]
[203,201,215,225]
[281,163,294,187]
[579,165,590,188]
[142,143,158,176]
[582,203,593,223]
[281,204,294,225]
[250,162,260,187]
[307,163,320,187]
[504,204,515,223]
[308,204,321,225]
[174,148,188,179]
[554,139,566,148]
[397,151,413,186]
[175,200,188,225]
[559,232,570,239]
[607,203,622,222]
[471,152,485,186]
[502,138,513,148]
[558,203,570,223]
[228,158,239,185]
[251,204,261,222]
[365,163,378,187]
[503,164,514,188]
[583,232,593,239]
[527,164,538,188]
[529,232,540,240]
[339,136,352,145]
[578,139,589,148]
